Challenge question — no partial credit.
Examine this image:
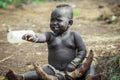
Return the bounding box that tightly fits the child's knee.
[42,64,60,75]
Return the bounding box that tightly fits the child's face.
[50,8,72,35]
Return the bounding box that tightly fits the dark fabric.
[24,71,40,80]
[42,64,56,75]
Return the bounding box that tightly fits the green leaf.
[15,0,22,3]
[34,0,40,4]
[0,1,7,8]
[73,10,80,16]
[7,0,13,3]
[2,2,7,8]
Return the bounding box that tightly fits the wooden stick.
[0,55,13,63]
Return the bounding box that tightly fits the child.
[6,4,95,80]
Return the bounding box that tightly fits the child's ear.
[69,19,73,26]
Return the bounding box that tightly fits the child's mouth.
[54,27,59,30]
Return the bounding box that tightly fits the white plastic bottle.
[7,30,35,44]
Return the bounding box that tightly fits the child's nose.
[53,21,58,25]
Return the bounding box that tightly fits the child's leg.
[5,69,40,80]
[42,64,58,75]
[34,64,65,80]
[5,64,57,80]
[23,71,40,80]
[21,64,57,80]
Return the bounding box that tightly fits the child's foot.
[5,69,23,80]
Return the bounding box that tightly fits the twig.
[0,55,13,63]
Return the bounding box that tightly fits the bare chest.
[48,33,75,49]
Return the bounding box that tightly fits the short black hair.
[55,4,73,19]
[56,4,71,8]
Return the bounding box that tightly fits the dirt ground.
[0,0,120,79]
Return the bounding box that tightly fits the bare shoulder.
[70,30,80,36]
[44,31,54,36]
[43,31,54,41]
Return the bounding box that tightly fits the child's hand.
[66,63,76,72]
[22,34,37,42]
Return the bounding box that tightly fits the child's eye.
[57,19,62,22]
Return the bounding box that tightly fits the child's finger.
[25,34,32,41]
[28,36,33,41]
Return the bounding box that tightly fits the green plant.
[0,0,42,8]
[105,54,120,80]
[73,10,80,16]
[0,1,7,8]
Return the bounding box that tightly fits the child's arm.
[72,31,86,65]
[22,32,51,43]
[66,31,86,71]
